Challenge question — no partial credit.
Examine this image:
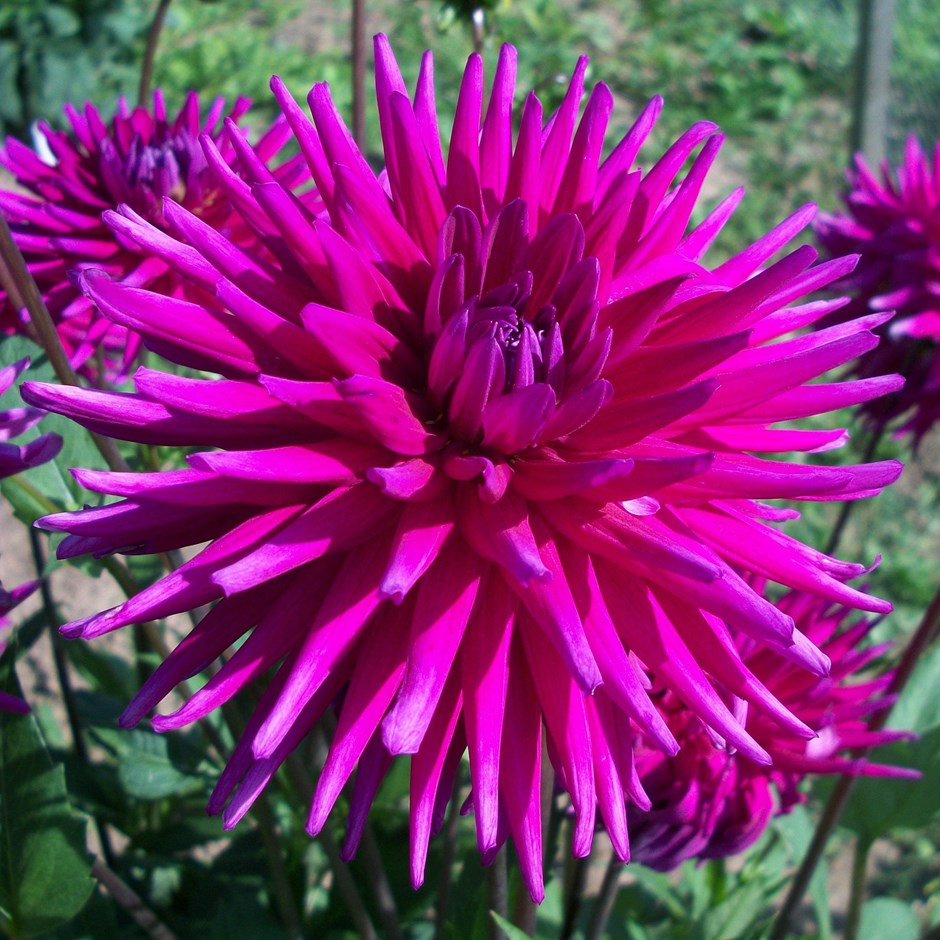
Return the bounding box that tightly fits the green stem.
[843,837,870,940]
[28,527,116,867]
[487,846,509,939]
[138,0,172,106]
[824,420,887,557]
[584,853,622,940]
[434,770,464,940]
[560,846,591,940]
[0,216,129,473]
[91,859,177,940]
[770,581,940,939]
[285,744,379,940]
[350,0,367,148]
[253,795,304,940]
[360,825,406,940]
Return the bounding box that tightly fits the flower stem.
[253,794,305,940]
[486,846,509,939]
[770,580,940,939]
[560,848,591,939]
[28,527,116,867]
[314,716,404,940]
[824,419,887,557]
[0,216,130,474]
[360,824,406,940]
[434,771,464,940]
[584,852,621,940]
[91,859,177,940]
[138,0,173,106]
[843,836,871,940]
[350,0,367,149]
[285,741,380,940]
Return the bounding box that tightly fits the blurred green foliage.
[0,1,149,137]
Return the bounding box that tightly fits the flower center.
[100,129,207,224]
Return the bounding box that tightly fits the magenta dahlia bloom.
[24,39,902,901]
[0,91,310,380]
[816,138,940,442]
[628,586,914,871]
[1,357,61,713]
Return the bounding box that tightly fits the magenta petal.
[211,485,394,595]
[506,518,602,694]
[252,539,390,759]
[379,497,454,602]
[461,577,515,850]
[519,615,596,857]
[457,485,550,585]
[409,672,463,888]
[481,384,556,453]
[336,375,442,456]
[381,540,482,754]
[307,603,412,835]
[499,638,544,904]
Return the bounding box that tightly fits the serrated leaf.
[0,644,94,937]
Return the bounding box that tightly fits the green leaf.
[0,645,94,937]
[695,877,772,940]
[857,897,919,940]
[445,846,488,940]
[886,639,940,734]
[839,726,940,840]
[116,729,203,801]
[490,911,534,940]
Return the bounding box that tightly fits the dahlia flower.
[628,586,914,871]
[24,38,902,901]
[816,138,940,442]
[0,356,61,713]
[0,91,310,380]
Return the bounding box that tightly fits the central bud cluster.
[100,128,207,225]
[423,202,613,459]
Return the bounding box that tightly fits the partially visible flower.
[0,587,37,714]
[0,357,61,478]
[25,40,902,901]
[0,91,310,380]
[0,357,61,713]
[628,587,915,871]
[816,138,940,443]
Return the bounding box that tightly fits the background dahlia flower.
[24,38,902,901]
[816,138,940,443]
[628,586,914,872]
[0,90,310,380]
[0,356,61,713]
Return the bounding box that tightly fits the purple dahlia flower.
[0,357,62,713]
[628,586,915,871]
[24,39,903,901]
[816,138,940,442]
[0,91,310,380]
